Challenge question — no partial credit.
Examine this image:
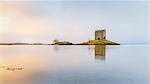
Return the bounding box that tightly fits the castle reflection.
[53,45,106,61]
[95,45,106,61]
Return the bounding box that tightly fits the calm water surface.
[0,45,149,84]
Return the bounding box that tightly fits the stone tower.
[95,30,106,40]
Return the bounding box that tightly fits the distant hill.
[0,43,50,45]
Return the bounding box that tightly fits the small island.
[52,39,73,45]
[79,40,119,45]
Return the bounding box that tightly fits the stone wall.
[95,30,106,40]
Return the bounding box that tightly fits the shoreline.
[0,44,120,45]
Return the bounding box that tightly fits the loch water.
[0,45,149,84]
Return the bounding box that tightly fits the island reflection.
[53,45,106,61]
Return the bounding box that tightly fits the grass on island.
[80,40,120,45]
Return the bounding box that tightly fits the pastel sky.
[0,0,149,44]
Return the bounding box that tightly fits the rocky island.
[52,40,73,45]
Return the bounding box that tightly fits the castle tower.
[95,30,106,40]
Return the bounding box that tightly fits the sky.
[0,0,149,44]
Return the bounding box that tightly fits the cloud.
[0,1,148,43]
[0,2,55,42]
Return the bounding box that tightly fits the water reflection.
[88,45,106,61]
[53,45,59,51]
[95,45,106,61]
[53,45,106,61]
